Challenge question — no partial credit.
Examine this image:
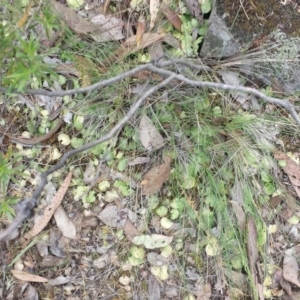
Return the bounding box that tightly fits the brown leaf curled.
[141,157,171,195]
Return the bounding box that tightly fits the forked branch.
[0,59,299,241]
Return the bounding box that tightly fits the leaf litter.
[21,172,73,247]
[4,0,300,299]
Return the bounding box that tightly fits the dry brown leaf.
[148,41,165,61]
[123,218,139,241]
[50,228,67,257]
[274,269,292,296]
[113,198,139,241]
[290,291,300,299]
[90,14,124,42]
[246,216,261,299]
[161,3,182,32]
[17,1,32,28]
[97,205,137,229]
[247,216,258,266]
[283,249,300,287]
[21,172,72,247]
[141,157,171,195]
[50,0,99,34]
[136,15,146,46]
[139,114,164,150]
[39,256,68,268]
[123,32,165,50]
[11,270,48,283]
[268,195,282,208]
[23,284,38,299]
[54,205,77,239]
[74,55,97,88]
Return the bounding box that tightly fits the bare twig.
[147,65,300,126]
[0,74,175,242]
[1,60,298,125]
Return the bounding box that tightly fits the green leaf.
[264,182,275,195]
[201,0,212,14]
[205,194,219,208]
[0,196,19,218]
[98,181,110,192]
[117,159,128,172]
[71,137,84,148]
[170,209,180,220]
[155,206,168,217]
[170,198,185,212]
[148,196,160,210]
[257,223,267,246]
[128,256,144,266]
[182,174,196,189]
[86,191,96,203]
[74,115,84,131]
[199,20,209,35]
[130,246,145,259]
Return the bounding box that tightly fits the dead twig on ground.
[0,59,299,122]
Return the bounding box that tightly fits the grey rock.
[201,0,300,93]
[200,0,242,58]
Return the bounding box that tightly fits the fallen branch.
[0,59,299,241]
[1,60,299,124]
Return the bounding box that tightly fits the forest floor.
[1,1,300,299]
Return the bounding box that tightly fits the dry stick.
[0,60,299,121]
[0,74,175,242]
[147,65,300,126]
